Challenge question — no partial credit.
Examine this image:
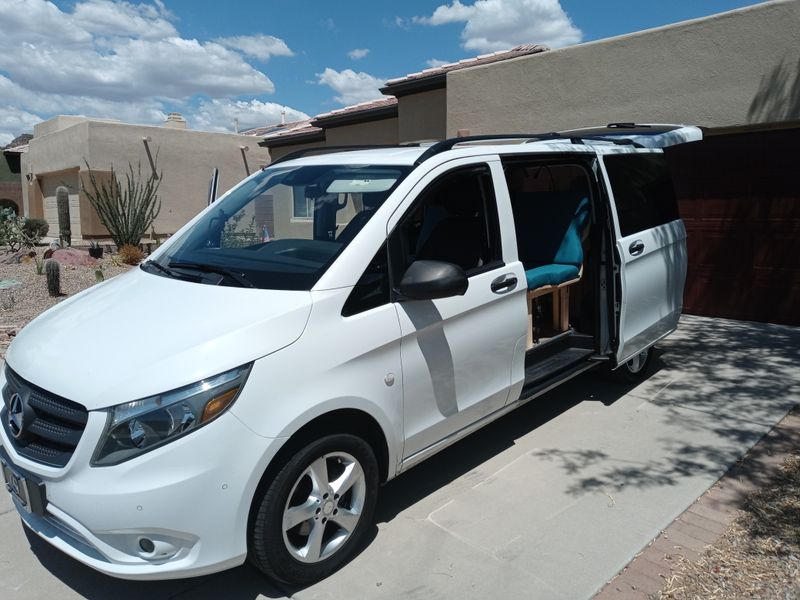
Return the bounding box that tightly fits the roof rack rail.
[413,134,559,165]
[268,145,399,167]
[265,133,645,169]
[580,135,644,148]
[413,132,643,165]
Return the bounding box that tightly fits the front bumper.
[0,401,282,580]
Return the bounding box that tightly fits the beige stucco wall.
[33,116,111,139]
[21,117,272,239]
[446,0,800,135]
[324,118,399,146]
[265,116,398,161]
[268,139,326,162]
[398,89,447,142]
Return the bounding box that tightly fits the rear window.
[603,153,679,237]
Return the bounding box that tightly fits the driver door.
[389,159,527,464]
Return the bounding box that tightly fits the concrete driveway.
[1,315,799,599]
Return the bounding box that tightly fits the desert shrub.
[83,160,162,249]
[117,244,144,265]
[0,209,42,251]
[0,207,16,249]
[21,218,49,243]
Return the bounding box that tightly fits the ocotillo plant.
[56,186,71,247]
[83,160,162,249]
[45,259,61,296]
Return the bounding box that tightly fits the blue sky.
[0,0,766,144]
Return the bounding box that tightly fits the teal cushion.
[553,197,590,267]
[525,264,579,289]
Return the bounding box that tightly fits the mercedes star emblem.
[8,393,25,439]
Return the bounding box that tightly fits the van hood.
[6,267,312,410]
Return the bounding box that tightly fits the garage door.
[665,127,800,326]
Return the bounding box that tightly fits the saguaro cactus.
[45,259,61,296]
[56,186,71,247]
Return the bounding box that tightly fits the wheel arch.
[246,408,392,540]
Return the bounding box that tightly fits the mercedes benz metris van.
[0,125,700,584]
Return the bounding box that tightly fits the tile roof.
[382,44,549,90]
[243,119,321,140]
[313,97,397,122]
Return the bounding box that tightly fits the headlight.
[92,364,251,466]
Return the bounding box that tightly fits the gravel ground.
[661,451,800,599]
[0,252,132,358]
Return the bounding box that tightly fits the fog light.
[138,537,155,553]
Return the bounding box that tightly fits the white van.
[0,125,700,584]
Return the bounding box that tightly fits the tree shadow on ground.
[521,316,800,498]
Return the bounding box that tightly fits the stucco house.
[20,114,271,242]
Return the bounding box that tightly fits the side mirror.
[397,260,468,300]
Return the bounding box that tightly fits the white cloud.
[347,48,370,60]
[192,99,309,132]
[317,68,387,106]
[0,107,41,146]
[414,0,582,51]
[0,0,307,143]
[0,73,169,143]
[73,0,178,39]
[216,34,294,61]
[426,58,450,68]
[0,0,275,100]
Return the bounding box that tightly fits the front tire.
[249,434,379,585]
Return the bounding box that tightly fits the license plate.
[1,457,45,515]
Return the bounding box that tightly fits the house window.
[292,185,313,219]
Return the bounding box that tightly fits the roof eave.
[258,129,326,149]
[380,73,447,98]
[312,104,399,129]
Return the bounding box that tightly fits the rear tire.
[609,346,653,383]
[249,434,379,586]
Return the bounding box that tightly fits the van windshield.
[144,164,411,290]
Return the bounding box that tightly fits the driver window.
[390,164,501,279]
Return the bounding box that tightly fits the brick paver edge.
[593,405,800,600]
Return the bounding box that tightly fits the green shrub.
[0,209,42,251]
[0,207,16,249]
[22,218,49,243]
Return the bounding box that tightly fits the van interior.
[504,160,605,395]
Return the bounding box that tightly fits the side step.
[522,346,595,390]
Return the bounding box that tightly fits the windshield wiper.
[142,260,202,282]
[142,260,177,277]
[168,261,255,288]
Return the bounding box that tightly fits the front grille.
[2,367,88,467]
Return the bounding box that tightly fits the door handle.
[629,240,645,256]
[491,274,518,294]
